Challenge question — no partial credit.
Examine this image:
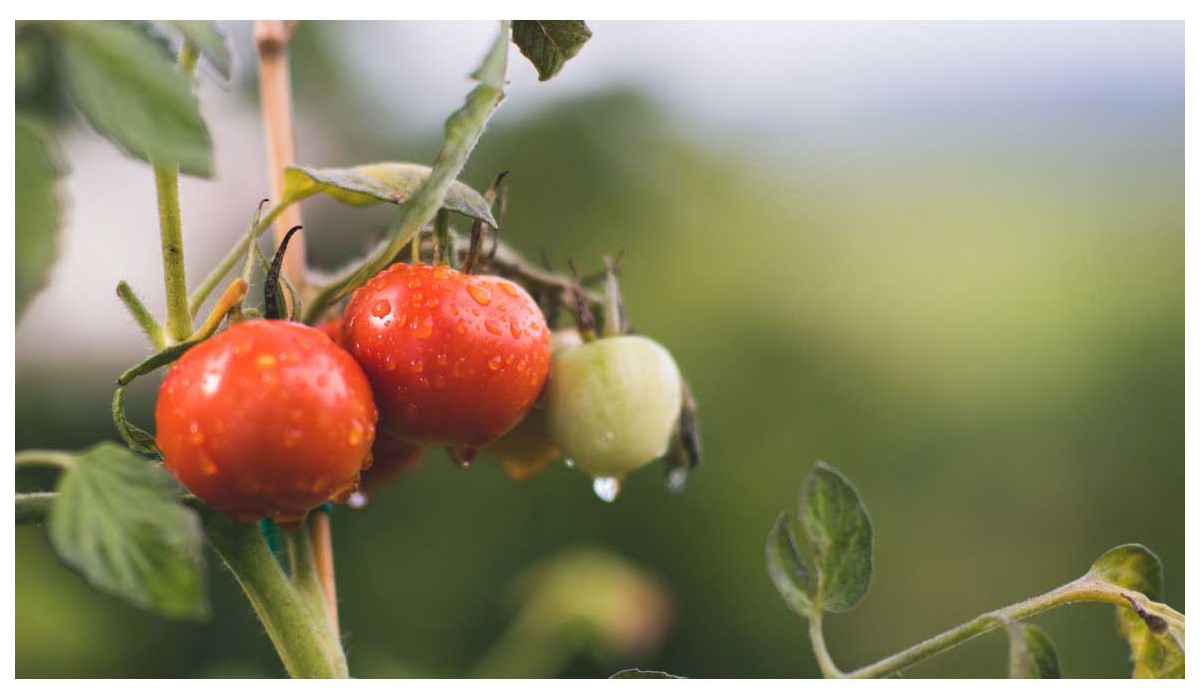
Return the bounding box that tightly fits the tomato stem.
[809,577,1185,679]
[154,41,199,344]
[201,508,348,678]
[116,281,166,349]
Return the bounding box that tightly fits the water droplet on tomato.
[484,319,502,335]
[593,477,621,503]
[509,319,523,339]
[467,284,492,306]
[347,420,365,446]
[371,300,391,318]
[498,281,521,298]
[488,356,503,370]
[413,316,434,338]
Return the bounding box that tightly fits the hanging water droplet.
[451,446,477,467]
[666,467,688,494]
[593,477,621,502]
[347,491,369,509]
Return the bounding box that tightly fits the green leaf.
[1086,544,1184,678]
[609,669,684,679]
[512,21,592,81]
[112,386,160,455]
[170,21,231,80]
[1087,544,1164,599]
[765,511,814,617]
[283,163,497,226]
[47,442,208,619]
[994,616,1061,679]
[800,462,874,613]
[59,21,213,176]
[15,117,64,320]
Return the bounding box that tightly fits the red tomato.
[155,320,378,528]
[342,263,551,451]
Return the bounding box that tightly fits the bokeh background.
[15,21,1183,678]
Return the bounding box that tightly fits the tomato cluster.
[155,255,688,524]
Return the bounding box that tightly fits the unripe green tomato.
[545,336,683,480]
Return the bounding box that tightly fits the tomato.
[355,430,426,501]
[484,329,584,481]
[484,408,559,482]
[155,320,378,527]
[341,263,551,452]
[545,336,682,482]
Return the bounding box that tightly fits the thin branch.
[255,20,306,292]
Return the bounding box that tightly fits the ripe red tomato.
[342,263,551,452]
[155,320,378,527]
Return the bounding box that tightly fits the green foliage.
[169,21,231,80]
[283,163,497,226]
[994,616,1061,678]
[15,118,63,320]
[16,24,70,125]
[609,669,684,679]
[766,462,874,618]
[59,21,212,176]
[1086,545,1184,678]
[800,462,873,612]
[512,21,592,81]
[764,513,812,617]
[43,443,207,620]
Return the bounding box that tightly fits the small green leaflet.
[1086,544,1184,678]
[46,442,208,620]
[766,462,874,616]
[765,512,813,617]
[512,21,592,81]
[992,615,1062,678]
[59,21,213,176]
[282,163,497,226]
[15,118,63,321]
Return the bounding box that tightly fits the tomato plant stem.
[116,281,166,349]
[308,510,340,635]
[819,578,1184,679]
[201,508,348,678]
[255,20,306,291]
[155,41,200,344]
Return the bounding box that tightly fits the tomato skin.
[342,263,551,448]
[155,320,378,527]
[485,408,559,482]
[545,336,683,480]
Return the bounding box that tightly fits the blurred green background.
[16,21,1183,678]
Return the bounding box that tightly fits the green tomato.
[545,336,683,481]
